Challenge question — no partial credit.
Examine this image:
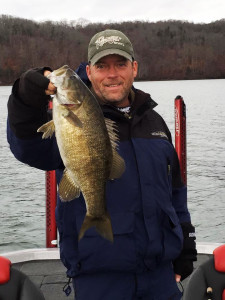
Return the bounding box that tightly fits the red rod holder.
[46,99,58,248]
[46,170,57,247]
[174,95,187,185]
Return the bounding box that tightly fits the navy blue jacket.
[7,67,196,279]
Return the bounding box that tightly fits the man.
[7,29,197,299]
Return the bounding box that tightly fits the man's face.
[86,54,138,107]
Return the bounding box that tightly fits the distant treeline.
[0,14,225,85]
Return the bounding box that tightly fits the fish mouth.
[63,104,77,108]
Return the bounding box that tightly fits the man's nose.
[107,65,118,77]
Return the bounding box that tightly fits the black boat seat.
[183,244,225,300]
[0,256,45,300]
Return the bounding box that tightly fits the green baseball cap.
[88,29,134,65]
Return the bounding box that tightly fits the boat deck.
[13,259,74,300]
[2,243,222,300]
[13,254,211,299]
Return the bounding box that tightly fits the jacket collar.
[130,87,157,115]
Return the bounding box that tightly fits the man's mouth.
[105,83,121,87]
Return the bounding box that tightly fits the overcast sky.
[1,0,225,24]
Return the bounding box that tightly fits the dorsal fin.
[104,118,126,179]
[104,118,119,151]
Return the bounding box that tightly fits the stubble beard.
[101,93,128,106]
[99,82,132,107]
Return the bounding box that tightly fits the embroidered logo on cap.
[95,36,125,49]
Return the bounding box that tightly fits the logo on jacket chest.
[151,131,168,139]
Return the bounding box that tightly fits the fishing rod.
[174,95,187,185]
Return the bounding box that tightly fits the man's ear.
[86,64,91,81]
[133,61,138,78]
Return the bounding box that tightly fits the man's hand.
[44,70,56,95]
[175,274,181,282]
[173,222,197,282]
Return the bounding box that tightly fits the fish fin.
[37,120,55,139]
[104,118,119,150]
[109,149,126,179]
[62,108,83,128]
[59,169,80,201]
[104,118,125,179]
[78,213,113,243]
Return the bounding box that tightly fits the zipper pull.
[168,164,171,175]
[124,112,132,119]
[63,277,72,296]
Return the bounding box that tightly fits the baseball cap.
[88,29,134,65]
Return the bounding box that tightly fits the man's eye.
[118,63,126,67]
[96,64,105,69]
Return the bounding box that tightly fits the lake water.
[0,79,225,253]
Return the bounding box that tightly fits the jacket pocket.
[144,214,164,269]
[75,212,137,273]
[161,207,183,261]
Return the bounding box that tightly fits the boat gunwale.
[1,242,223,264]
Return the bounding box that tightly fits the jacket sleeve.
[7,67,63,171]
[171,148,197,279]
[163,120,197,279]
[162,117,190,223]
[171,148,190,222]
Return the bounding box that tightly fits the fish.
[37,65,125,242]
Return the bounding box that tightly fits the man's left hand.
[175,274,181,282]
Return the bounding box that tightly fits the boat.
[1,243,223,299]
[1,97,223,299]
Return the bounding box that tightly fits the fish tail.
[78,213,113,243]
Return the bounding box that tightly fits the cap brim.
[90,49,133,65]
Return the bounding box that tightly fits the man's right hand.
[18,67,54,109]
[8,67,54,139]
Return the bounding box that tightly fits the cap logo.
[95,35,125,49]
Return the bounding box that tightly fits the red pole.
[46,171,57,247]
[174,95,187,185]
[46,99,58,248]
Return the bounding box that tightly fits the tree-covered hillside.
[0,15,225,84]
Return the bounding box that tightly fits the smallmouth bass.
[38,65,125,242]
